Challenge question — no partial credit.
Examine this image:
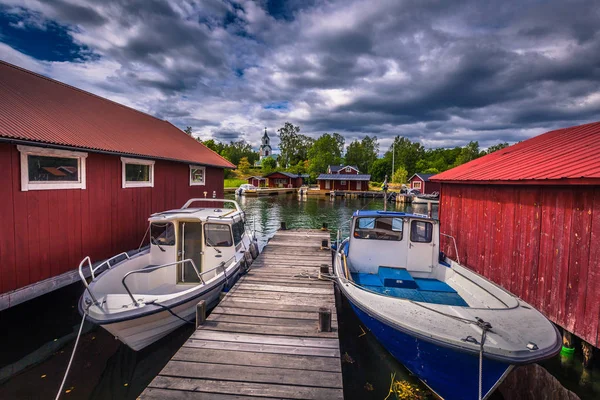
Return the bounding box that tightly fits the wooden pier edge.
[140,229,343,400]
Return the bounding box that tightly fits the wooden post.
[582,341,594,369]
[321,222,328,231]
[427,202,432,217]
[280,221,287,230]
[318,307,332,332]
[196,300,206,328]
[562,329,574,348]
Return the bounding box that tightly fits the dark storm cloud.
[1,0,599,149]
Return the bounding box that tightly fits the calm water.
[0,194,597,399]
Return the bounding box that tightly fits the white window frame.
[340,180,347,185]
[121,157,154,188]
[18,145,87,191]
[413,181,422,189]
[189,165,206,186]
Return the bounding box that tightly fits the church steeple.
[259,127,272,160]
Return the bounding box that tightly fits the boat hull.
[349,301,512,400]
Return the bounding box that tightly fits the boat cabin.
[341,210,470,307]
[146,199,247,283]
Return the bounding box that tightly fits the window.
[354,217,403,241]
[121,157,154,188]
[340,180,346,185]
[18,145,87,191]
[205,224,233,247]
[410,220,433,243]
[231,220,245,245]
[357,181,361,190]
[190,165,206,186]
[346,167,351,172]
[150,222,175,246]
[413,181,422,189]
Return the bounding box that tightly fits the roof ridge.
[0,59,171,125]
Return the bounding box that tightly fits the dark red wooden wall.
[0,143,224,295]
[438,183,600,347]
[318,180,368,190]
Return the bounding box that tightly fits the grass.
[224,178,247,188]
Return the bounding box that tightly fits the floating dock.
[140,229,343,400]
[243,187,297,196]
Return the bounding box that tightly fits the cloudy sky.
[1,0,599,153]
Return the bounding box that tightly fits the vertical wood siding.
[439,183,600,347]
[0,143,224,295]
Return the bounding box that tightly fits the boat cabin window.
[151,222,175,245]
[353,217,403,241]
[231,220,244,245]
[205,224,233,247]
[410,220,433,243]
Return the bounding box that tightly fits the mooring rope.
[55,304,91,400]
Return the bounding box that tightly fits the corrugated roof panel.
[431,121,600,183]
[0,61,235,169]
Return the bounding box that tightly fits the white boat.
[411,191,440,205]
[78,198,259,351]
[333,210,561,400]
[235,184,257,195]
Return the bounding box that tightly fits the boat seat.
[414,278,457,293]
[378,266,418,289]
[419,291,469,307]
[351,273,383,287]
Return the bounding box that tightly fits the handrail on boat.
[78,257,100,306]
[78,252,132,306]
[440,232,460,264]
[121,256,237,306]
[181,198,242,213]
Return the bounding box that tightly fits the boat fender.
[249,241,259,259]
[244,250,253,269]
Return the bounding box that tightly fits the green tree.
[261,157,277,173]
[221,140,259,166]
[184,126,193,135]
[345,135,379,173]
[277,122,313,167]
[392,166,408,184]
[307,133,345,178]
[200,138,225,154]
[238,157,251,173]
[386,136,425,177]
[369,158,391,183]
[454,141,483,166]
[486,142,509,154]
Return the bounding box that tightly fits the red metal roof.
[0,61,234,169]
[431,121,600,184]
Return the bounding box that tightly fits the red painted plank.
[588,187,600,347]
[527,188,542,305]
[47,190,61,278]
[11,146,30,290]
[571,188,594,336]
[474,186,486,275]
[0,144,16,293]
[554,190,573,326]
[537,188,557,316]
[37,190,51,281]
[482,186,494,279]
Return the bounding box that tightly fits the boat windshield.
[353,217,403,241]
[150,222,175,245]
[205,223,233,247]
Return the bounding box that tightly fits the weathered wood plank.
[183,338,340,357]
[171,348,341,372]
[158,361,343,388]
[200,320,337,338]
[191,329,339,348]
[235,283,332,295]
[213,305,337,320]
[148,377,343,400]
[141,387,255,400]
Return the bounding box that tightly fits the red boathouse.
[431,121,600,348]
[0,61,234,310]
[408,173,440,194]
[263,172,307,188]
[317,165,370,191]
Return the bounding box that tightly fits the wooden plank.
[554,190,573,325]
[171,348,341,372]
[141,387,256,400]
[0,144,16,293]
[183,338,340,357]
[215,299,331,313]
[213,305,337,320]
[158,361,343,388]
[235,283,332,295]
[200,320,337,338]
[147,377,343,400]
[191,328,339,349]
[589,187,600,347]
[209,313,324,327]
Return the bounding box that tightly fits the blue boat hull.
[350,302,512,400]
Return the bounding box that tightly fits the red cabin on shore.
[408,173,440,194]
[0,61,234,310]
[318,165,370,191]
[431,121,600,348]
[263,172,307,188]
[246,176,266,187]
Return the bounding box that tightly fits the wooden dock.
[140,229,343,400]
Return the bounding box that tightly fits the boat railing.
[78,252,132,305]
[181,198,242,212]
[121,256,236,306]
[440,232,460,264]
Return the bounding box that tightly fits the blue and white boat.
[333,210,561,400]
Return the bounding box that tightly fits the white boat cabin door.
[178,221,202,283]
[405,219,436,273]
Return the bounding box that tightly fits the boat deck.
[139,229,343,400]
[351,270,469,307]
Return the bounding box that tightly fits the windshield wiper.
[205,238,222,254]
[150,236,166,252]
